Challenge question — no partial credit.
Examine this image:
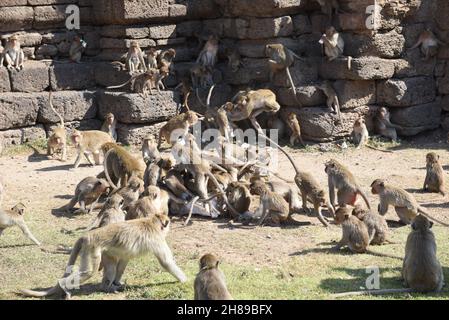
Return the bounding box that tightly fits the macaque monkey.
[144,156,174,188]
[107,69,163,96]
[69,35,86,64]
[194,254,233,300]
[141,135,161,164]
[191,64,214,89]
[281,111,304,146]
[352,118,368,149]
[319,26,351,69]
[113,175,144,211]
[126,41,147,74]
[102,143,145,191]
[46,92,67,161]
[3,35,25,71]
[333,215,444,297]
[423,152,446,196]
[176,77,193,110]
[146,48,161,69]
[229,89,281,132]
[20,214,187,298]
[86,194,125,231]
[61,177,110,215]
[70,130,114,169]
[197,35,219,68]
[101,113,117,141]
[157,49,176,73]
[317,80,341,120]
[250,180,290,226]
[409,28,446,61]
[370,179,449,226]
[158,111,199,148]
[352,206,390,245]
[375,107,401,142]
[325,159,371,210]
[265,44,303,103]
[226,181,251,217]
[333,206,370,253]
[225,47,243,73]
[0,203,40,246]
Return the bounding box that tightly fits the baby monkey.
[423,152,446,196]
[194,254,233,300]
[0,203,41,246]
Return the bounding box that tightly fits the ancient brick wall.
[0,0,448,150]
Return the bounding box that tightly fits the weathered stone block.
[0,68,11,92]
[117,122,167,146]
[393,58,435,78]
[333,80,376,110]
[37,91,97,124]
[276,85,324,107]
[391,102,441,135]
[98,91,180,124]
[344,31,405,58]
[10,61,50,93]
[0,0,27,6]
[149,25,177,39]
[33,5,67,28]
[93,0,170,24]
[0,125,46,150]
[219,59,269,85]
[274,58,318,87]
[318,57,396,80]
[94,62,131,88]
[0,93,40,130]
[377,77,436,107]
[49,63,96,90]
[0,6,33,32]
[214,0,303,17]
[292,14,312,35]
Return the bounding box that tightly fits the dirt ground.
[1,131,449,300]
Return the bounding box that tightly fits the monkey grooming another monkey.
[60,177,110,215]
[46,92,67,162]
[375,107,401,142]
[158,111,199,148]
[194,254,233,300]
[3,35,25,71]
[102,143,145,191]
[352,206,391,245]
[409,27,446,61]
[265,43,303,104]
[71,130,114,169]
[333,215,443,297]
[319,26,351,69]
[370,179,449,226]
[0,203,41,246]
[20,214,187,299]
[325,159,371,210]
[423,152,446,196]
[101,113,117,141]
[317,81,341,121]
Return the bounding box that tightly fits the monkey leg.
[92,152,101,165]
[61,145,67,162]
[153,241,187,283]
[0,228,4,236]
[84,151,95,166]
[114,259,129,288]
[314,205,329,227]
[5,53,14,70]
[16,221,41,246]
[300,191,310,213]
[101,254,119,293]
[394,207,416,225]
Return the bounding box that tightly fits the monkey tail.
[183,91,191,111]
[107,75,135,90]
[103,150,119,191]
[285,67,301,105]
[205,85,215,108]
[184,196,199,226]
[48,91,64,127]
[196,88,206,107]
[18,285,63,298]
[365,144,393,153]
[347,56,352,70]
[332,288,412,298]
[66,237,84,271]
[365,249,402,260]
[206,172,240,218]
[357,189,371,210]
[417,208,449,227]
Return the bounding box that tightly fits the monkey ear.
[411,221,416,230]
[429,221,434,229]
[216,260,220,268]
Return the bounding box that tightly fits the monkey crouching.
[194,254,233,300]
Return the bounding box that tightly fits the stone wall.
[0,0,448,151]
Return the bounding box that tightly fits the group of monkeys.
[1,13,449,299]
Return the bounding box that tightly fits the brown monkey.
[250,180,290,226]
[265,43,303,103]
[143,155,174,188]
[375,107,401,142]
[229,89,281,132]
[370,179,449,226]
[158,111,199,148]
[86,194,125,231]
[333,215,444,297]
[197,35,219,68]
[325,159,371,210]
[71,130,114,169]
[157,48,176,89]
[226,181,251,217]
[352,118,393,153]
[164,169,194,201]
[107,69,162,96]
[225,47,243,73]
[319,26,351,69]
[423,152,446,196]
[60,177,110,215]
[0,203,40,246]
[190,63,214,89]
[69,35,86,64]
[3,35,24,71]
[333,206,370,253]
[46,92,67,162]
[316,80,341,120]
[101,113,117,141]
[176,77,193,110]
[141,135,161,164]
[20,214,187,298]
[409,27,446,61]
[352,206,390,245]
[146,47,160,69]
[194,254,233,300]
[112,175,144,211]
[101,143,145,191]
[126,41,147,74]
[281,111,304,146]
[126,186,169,220]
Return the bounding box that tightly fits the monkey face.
[411,215,432,231]
[71,131,82,146]
[12,203,26,215]
[334,206,351,224]
[325,26,336,37]
[370,179,384,194]
[324,160,336,174]
[426,152,438,164]
[155,214,170,230]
